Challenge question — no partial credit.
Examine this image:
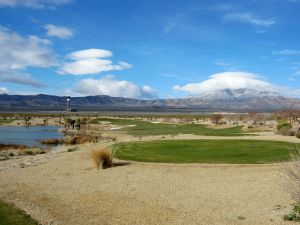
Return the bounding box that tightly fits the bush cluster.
[277,121,294,136]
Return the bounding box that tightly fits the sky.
[0,0,300,99]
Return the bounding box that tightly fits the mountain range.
[1,88,300,112]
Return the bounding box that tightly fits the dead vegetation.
[282,147,300,202]
[90,147,114,169]
[0,143,30,151]
[39,133,114,145]
[282,147,300,221]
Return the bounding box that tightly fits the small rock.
[24,161,32,166]
[0,156,8,161]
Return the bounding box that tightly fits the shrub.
[284,203,300,221]
[277,126,294,136]
[296,133,300,139]
[25,150,33,155]
[277,121,292,131]
[9,152,15,157]
[90,147,114,169]
[67,147,78,152]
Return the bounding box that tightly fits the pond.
[0,126,63,147]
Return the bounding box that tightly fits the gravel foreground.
[0,140,296,225]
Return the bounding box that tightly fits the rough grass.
[90,148,113,169]
[0,118,15,124]
[115,140,296,164]
[92,118,247,136]
[0,201,38,225]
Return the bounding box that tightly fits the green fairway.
[0,201,38,225]
[92,118,248,136]
[115,140,297,164]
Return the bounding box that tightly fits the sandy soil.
[1,126,300,224]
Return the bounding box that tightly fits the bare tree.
[211,114,223,125]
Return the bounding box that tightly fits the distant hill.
[1,88,300,112]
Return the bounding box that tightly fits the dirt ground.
[1,132,300,225]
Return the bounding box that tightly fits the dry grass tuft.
[282,146,300,202]
[90,147,114,169]
[281,146,300,221]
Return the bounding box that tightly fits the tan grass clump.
[282,147,300,202]
[90,147,114,169]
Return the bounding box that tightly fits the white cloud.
[173,72,278,95]
[0,26,58,87]
[68,49,112,60]
[58,49,132,75]
[273,49,300,55]
[74,75,156,99]
[0,87,8,94]
[0,0,74,9]
[224,12,276,26]
[44,24,73,39]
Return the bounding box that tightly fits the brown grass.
[40,134,101,145]
[90,147,114,169]
[39,138,63,145]
[282,147,300,203]
[0,143,30,151]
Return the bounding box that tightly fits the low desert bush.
[282,147,300,221]
[277,121,292,131]
[284,203,300,221]
[296,133,300,139]
[90,147,114,169]
[277,127,295,136]
[67,147,78,152]
[25,150,34,155]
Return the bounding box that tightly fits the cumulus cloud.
[0,26,58,87]
[0,87,8,94]
[224,12,276,26]
[173,72,278,95]
[44,24,73,39]
[0,0,74,9]
[58,49,132,75]
[74,75,156,99]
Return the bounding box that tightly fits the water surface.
[0,126,63,147]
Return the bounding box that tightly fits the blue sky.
[0,0,300,99]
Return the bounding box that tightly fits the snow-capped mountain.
[192,88,281,99]
[1,88,299,112]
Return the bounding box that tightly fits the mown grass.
[115,140,296,164]
[92,118,247,136]
[0,201,38,225]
